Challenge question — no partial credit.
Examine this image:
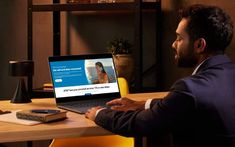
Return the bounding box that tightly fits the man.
[85,4,235,147]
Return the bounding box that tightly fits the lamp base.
[11,78,31,103]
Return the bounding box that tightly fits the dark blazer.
[95,54,235,147]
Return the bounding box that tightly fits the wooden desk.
[0,92,168,143]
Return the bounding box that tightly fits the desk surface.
[0,92,168,143]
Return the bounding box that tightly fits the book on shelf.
[16,109,67,123]
[43,83,53,91]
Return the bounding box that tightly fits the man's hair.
[180,4,233,53]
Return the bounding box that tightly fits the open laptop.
[48,53,121,114]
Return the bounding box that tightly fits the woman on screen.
[95,62,110,84]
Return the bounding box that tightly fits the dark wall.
[0,0,27,99]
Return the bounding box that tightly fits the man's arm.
[93,91,195,137]
[86,80,196,137]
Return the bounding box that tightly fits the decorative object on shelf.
[43,83,53,91]
[107,38,134,82]
[8,60,34,103]
[115,0,133,2]
[143,0,157,2]
[98,0,115,3]
[67,0,91,3]
[66,0,134,3]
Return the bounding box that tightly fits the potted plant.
[107,38,134,82]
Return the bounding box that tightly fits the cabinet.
[27,0,162,97]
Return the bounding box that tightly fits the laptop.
[48,53,121,114]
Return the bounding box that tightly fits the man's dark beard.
[177,42,198,68]
[177,55,198,68]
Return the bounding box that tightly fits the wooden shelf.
[31,2,160,12]
[27,0,162,97]
[32,88,54,98]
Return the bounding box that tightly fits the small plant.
[107,38,132,55]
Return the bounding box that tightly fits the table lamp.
[9,60,34,103]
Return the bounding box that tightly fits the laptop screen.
[49,54,120,101]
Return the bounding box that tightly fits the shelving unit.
[27,0,162,97]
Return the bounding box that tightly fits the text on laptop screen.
[50,58,119,98]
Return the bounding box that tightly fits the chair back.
[118,77,129,97]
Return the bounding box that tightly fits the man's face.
[172,18,198,68]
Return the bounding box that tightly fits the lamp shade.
[9,60,34,76]
[8,60,34,103]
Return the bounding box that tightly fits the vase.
[113,54,134,83]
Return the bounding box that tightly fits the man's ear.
[194,38,206,54]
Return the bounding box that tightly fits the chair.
[49,77,134,147]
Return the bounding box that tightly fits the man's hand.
[107,97,145,111]
[85,106,103,121]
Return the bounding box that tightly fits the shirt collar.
[192,58,210,75]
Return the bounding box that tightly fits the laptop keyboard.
[59,98,112,113]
